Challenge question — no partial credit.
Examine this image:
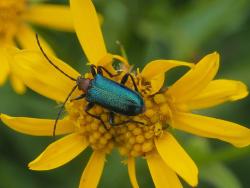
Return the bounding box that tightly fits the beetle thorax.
[76,76,91,92]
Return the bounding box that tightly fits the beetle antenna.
[35,33,77,81]
[53,85,78,139]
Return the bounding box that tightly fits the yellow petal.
[171,112,250,147]
[141,60,193,94]
[146,152,183,188]
[1,47,26,94]
[155,133,198,186]
[24,5,74,32]
[29,133,88,170]
[167,52,219,103]
[9,74,26,94]
[186,79,248,110]
[0,113,74,136]
[0,48,10,85]
[70,0,107,65]
[112,54,129,67]
[79,151,105,188]
[11,50,80,102]
[128,158,139,188]
[16,24,55,55]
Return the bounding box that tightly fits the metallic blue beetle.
[84,74,145,116]
[35,34,145,137]
[75,65,146,128]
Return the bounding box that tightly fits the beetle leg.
[120,73,139,92]
[70,93,86,102]
[85,102,96,117]
[91,64,121,78]
[130,120,144,125]
[97,66,121,78]
[90,65,97,77]
[109,111,115,126]
[85,103,109,130]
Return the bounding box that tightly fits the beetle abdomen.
[86,74,144,116]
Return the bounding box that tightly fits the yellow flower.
[1,0,250,188]
[0,0,74,94]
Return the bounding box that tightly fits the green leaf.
[200,163,242,188]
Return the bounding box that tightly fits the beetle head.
[76,76,91,92]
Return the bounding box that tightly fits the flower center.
[0,0,27,43]
[65,70,172,157]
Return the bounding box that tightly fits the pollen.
[65,70,172,157]
[0,0,27,42]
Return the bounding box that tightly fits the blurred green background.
[1,0,250,187]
